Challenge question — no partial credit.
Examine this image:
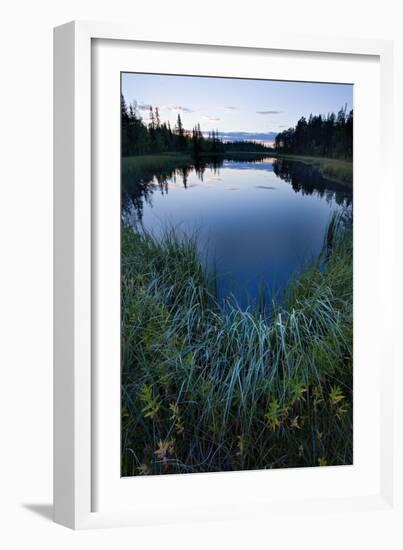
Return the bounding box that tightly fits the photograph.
[120,72,353,477]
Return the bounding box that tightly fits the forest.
[122,96,353,162]
[274,106,353,159]
[121,96,268,156]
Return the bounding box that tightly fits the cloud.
[203,115,221,121]
[164,105,194,113]
[225,106,239,111]
[256,110,282,115]
[205,131,277,142]
[174,105,194,113]
[138,103,153,111]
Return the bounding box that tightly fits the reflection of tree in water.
[121,155,353,225]
[272,159,352,207]
[122,156,223,223]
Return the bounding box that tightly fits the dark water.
[122,156,352,308]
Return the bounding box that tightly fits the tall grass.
[121,214,353,475]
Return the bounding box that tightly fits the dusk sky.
[122,73,353,139]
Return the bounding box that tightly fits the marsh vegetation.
[120,91,353,475]
[121,213,352,475]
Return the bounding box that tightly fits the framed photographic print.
[54,21,400,530]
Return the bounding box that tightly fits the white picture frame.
[54,20,400,531]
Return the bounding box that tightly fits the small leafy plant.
[121,214,353,475]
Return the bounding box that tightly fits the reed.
[121,213,353,475]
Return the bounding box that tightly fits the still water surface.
[123,157,352,308]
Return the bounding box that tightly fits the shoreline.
[122,151,353,188]
[266,152,353,187]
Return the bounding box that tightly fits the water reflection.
[121,155,352,308]
[272,158,352,207]
[122,156,223,222]
[122,155,352,224]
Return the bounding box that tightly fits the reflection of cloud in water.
[122,156,352,227]
[167,182,187,189]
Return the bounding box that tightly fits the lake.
[122,156,352,309]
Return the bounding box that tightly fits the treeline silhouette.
[224,140,270,153]
[121,96,269,157]
[274,106,353,159]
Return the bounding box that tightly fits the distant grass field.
[121,214,353,476]
[270,153,353,187]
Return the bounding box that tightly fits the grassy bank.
[123,152,353,188]
[270,153,353,187]
[123,153,194,174]
[121,216,353,476]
